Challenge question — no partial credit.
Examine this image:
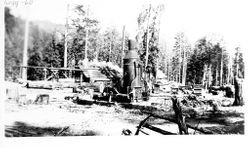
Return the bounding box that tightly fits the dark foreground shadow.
[5,121,99,137]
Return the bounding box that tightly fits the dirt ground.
[4,86,244,137]
[5,95,139,136]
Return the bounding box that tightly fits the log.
[135,115,152,135]
[55,126,69,136]
[186,124,214,134]
[142,112,214,134]
[143,123,176,135]
[138,129,149,135]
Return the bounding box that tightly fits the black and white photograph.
[1,0,249,143]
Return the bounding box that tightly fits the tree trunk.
[109,39,112,62]
[227,55,231,84]
[202,64,207,88]
[220,49,223,85]
[215,64,218,85]
[233,76,243,106]
[121,25,125,68]
[182,52,187,86]
[207,64,212,88]
[64,4,69,68]
[144,4,151,74]
[171,96,188,135]
[84,6,89,61]
[167,58,170,81]
[22,16,30,80]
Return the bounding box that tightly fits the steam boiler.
[123,40,148,101]
[93,39,149,103]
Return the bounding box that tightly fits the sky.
[5,0,250,55]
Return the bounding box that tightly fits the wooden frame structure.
[13,65,98,82]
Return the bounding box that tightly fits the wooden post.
[108,92,112,103]
[80,72,83,85]
[171,96,188,134]
[44,68,47,81]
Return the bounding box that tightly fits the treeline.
[158,33,245,87]
[135,4,244,88]
[5,7,65,81]
[5,6,128,81]
[5,4,245,87]
[67,5,128,68]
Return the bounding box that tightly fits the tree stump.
[34,94,49,105]
[171,96,188,135]
[233,76,243,106]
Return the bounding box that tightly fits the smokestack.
[123,39,139,93]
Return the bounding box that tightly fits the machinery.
[123,40,148,101]
[94,40,149,103]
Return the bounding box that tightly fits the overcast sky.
[6,0,250,55]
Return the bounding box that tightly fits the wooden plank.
[143,123,176,135]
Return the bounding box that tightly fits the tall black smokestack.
[123,40,139,93]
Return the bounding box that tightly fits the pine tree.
[43,35,62,68]
[136,4,165,80]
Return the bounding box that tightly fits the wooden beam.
[14,66,98,71]
[143,123,176,135]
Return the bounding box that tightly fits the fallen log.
[135,115,152,135]
[142,111,214,134]
[138,129,149,135]
[143,123,176,135]
[55,126,70,136]
[5,128,35,137]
